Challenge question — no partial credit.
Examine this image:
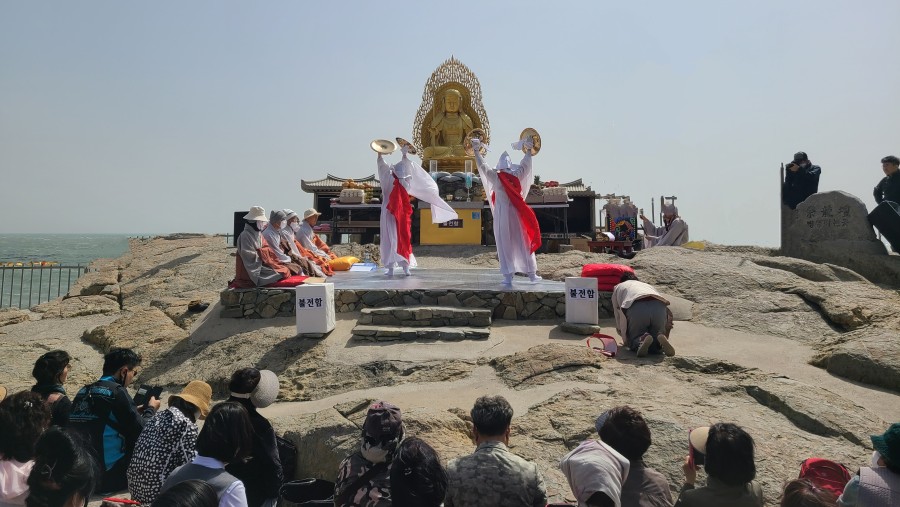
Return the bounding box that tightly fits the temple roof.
[301,174,594,196]
[301,174,381,192]
[558,179,595,197]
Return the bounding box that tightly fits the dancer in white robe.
[640,203,689,248]
[472,138,542,284]
[377,145,458,276]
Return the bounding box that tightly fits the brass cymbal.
[464,128,488,156]
[395,137,417,155]
[371,139,397,154]
[519,128,541,156]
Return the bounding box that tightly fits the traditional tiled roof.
[301,174,381,193]
[559,179,595,197]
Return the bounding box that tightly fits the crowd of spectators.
[0,346,897,507]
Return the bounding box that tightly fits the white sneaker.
[385,268,394,277]
[502,274,513,285]
[657,334,676,357]
[636,333,653,357]
[402,266,411,276]
[528,273,542,282]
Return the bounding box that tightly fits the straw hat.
[170,380,213,418]
[302,208,323,220]
[243,206,268,222]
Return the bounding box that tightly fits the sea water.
[0,234,133,308]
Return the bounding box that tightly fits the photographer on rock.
[782,151,821,209]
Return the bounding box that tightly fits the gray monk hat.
[269,210,287,225]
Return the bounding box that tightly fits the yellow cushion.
[329,256,360,271]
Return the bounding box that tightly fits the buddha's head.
[443,89,462,114]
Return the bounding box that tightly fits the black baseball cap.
[793,152,809,164]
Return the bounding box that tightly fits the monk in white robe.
[377,145,458,276]
[641,203,689,248]
[295,208,336,261]
[472,138,542,284]
[233,206,289,288]
[262,210,304,275]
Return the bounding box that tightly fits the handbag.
[276,435,298,482]
[279,478,335,507]
[587,334,619,358]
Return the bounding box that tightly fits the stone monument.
[781,191,900,285]
[413,56,491,171]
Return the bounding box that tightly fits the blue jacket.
[69,376,155,471]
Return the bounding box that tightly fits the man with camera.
[69,348,160,493]
[872,155,900,253]
[782,151,822,209]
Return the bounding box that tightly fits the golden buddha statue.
[412,56,491,171]
[424,88,474,160]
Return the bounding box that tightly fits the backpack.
[798,457,852,497]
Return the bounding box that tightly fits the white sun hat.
[243,206,268,222]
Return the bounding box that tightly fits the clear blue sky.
[2,1,898,246]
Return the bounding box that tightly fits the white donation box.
[295,283,336,335]
[565,277,599,325]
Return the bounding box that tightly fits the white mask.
[257,220,268,231]
[872,450,882,468]
[290,222,300,232]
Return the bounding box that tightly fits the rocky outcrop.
[31,295,120,318]
[812,329,900,393]
[82,308,189,365]
[0,308,30,327]
[491,344,605,389]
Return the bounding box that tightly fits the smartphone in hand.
[133,384,162,407]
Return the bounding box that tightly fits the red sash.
[495,172,542,253]
[386,174,413,261]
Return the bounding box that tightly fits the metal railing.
[0,265,88,309]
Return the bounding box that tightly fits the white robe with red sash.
[476,150,540,276]
[377,150,458,270]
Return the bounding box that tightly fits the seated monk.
[273,209,327,277]
[286,209,334,276]
[262,210,305,276]
[640,203,689,248]
[296,208,337,261]
[233,206,290,288]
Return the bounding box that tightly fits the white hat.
[662,203,679,215]
[303,208,322,220]
[496,151,512,171]
[243,206,268,222]
[250,370,280,408]
[284,209,298,221]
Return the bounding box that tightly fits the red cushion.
[582,264,635,292]
[266,275,309,288]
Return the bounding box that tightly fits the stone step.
[357,306,492,328]
[351,325,490,342]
